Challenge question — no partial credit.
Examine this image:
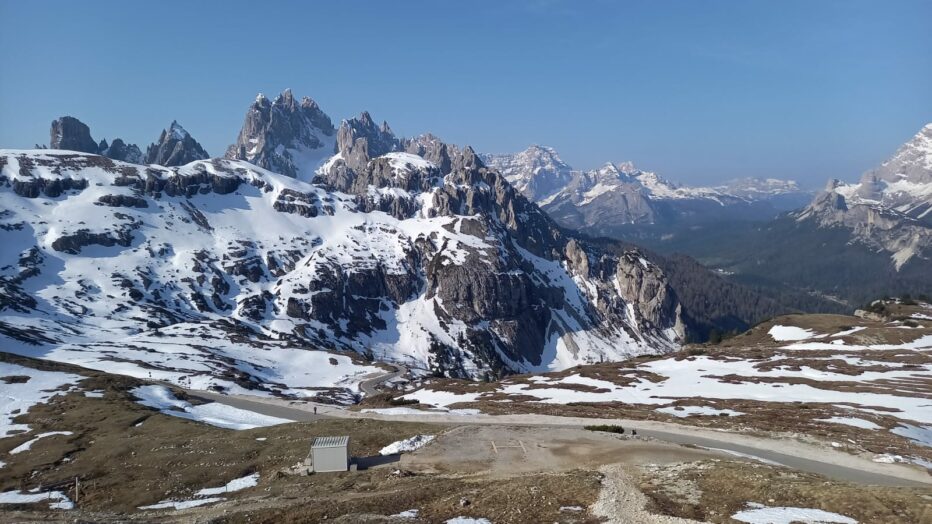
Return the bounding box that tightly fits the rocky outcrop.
[225,89,336,180]
[334,112,403,173]
[308,126,685,372]
[50,116,99,153]
[100,138,143,164]
[48,116,145,165]
[404,133,459,174]
[145,121,209,166]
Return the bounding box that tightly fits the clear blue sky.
[1,0,930,186]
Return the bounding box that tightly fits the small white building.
[308,436,350,473]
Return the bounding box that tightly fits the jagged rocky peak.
[335,111,403,172]
[1,147,685,380]
[50,116,99,154]
[404,133,460,174]
[100,138,143,164]
[48,116,143,163]
[145,121,209,166]
[226,89,336,180]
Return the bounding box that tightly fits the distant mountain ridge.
[481,145,813,231]
[795,124,932,270]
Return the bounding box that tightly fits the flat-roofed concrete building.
[308,436,350,473]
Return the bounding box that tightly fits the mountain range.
[485,127,932,307]
[481,146,812,232]
[3,89,927,390]
[2,90,730,387]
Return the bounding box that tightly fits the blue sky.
[1,0,930,186]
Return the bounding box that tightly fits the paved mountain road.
[187,386,932,488]
[358,363,407,396]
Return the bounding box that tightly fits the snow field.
[0,362,81,437]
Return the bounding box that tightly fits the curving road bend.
[184,368,932,489]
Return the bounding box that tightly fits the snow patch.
[9,431,73,454]
[0,362,80,437]
[195,473,259,496]
[139,497,225,510]
[0,489,74,510]
[131,385,291,430]
[768,325,816,341]
[816,417,881,430]
[656,405,743,418]
[731,502,857,524]
[891,424,932,447]
[380,434,434,455]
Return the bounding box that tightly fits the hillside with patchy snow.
[0,92,691,393]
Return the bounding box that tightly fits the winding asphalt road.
[358,363,407,396]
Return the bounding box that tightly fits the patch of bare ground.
[203,469,602,524]
[0,355,603,523]
[637,459,932,524]
[0,359,446,516]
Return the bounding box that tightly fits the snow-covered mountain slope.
[796,124,932,270]
[0,143,684,392]
[482,146,811,229]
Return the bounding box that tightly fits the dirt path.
[185,389,931,487]
[592,464,705,524]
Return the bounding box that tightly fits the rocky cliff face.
[308,117,684,374]
[144,121,209,166]
[1,142,684,381]
[333,111,404,172]
[50,116,99,153]
[49,116,143,163]
[796,124,932,270]
[3,93,692,387]
[225,89,336,180]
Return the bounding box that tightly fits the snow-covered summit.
[145,121,209,166]
[481,145,573,201]
[797,124,932,270]
[485,145,809,230]
[484,145,808,221]
[169,120,189,140]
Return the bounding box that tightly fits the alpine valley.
[486,125,932,308]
